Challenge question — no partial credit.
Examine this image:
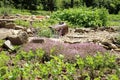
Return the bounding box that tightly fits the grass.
[107,14,120,26]
[0,7,51,15]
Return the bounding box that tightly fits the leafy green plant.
[15,19,30,27]
[52,7,108,27]
[38,28,52,38]
[0,49,119,80]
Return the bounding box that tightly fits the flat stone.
[14,25,25,30]
[28,37,44,43]
[114,49,120,52]
[3,40,14,50]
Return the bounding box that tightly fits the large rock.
[0,28,13,39]
[8,31,28,45]
[49,22,68,36]
[5,23,16,29]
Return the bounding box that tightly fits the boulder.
[49,22,68,36]
[3,40,14,50]
[8,31,28,45]
[0,28,13,39]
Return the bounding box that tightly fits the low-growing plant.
[15,19,30,28]
[0,48,119,80]
[38,28,52,38]
[0,7,12,15]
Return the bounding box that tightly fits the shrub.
[51,8,108,27]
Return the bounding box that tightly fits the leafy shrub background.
[52,8,108,27]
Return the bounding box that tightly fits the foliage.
[0,7,12,15]
[0,50,120,80]
[15,19,30,28]
[91,0,120,14]
[0,0,120,14]
[38,28,52,38]
[52,8,108,27]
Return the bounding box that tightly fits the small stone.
[3,40,14,50]
[30,38,44,43]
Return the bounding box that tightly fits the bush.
[52,8,108,27]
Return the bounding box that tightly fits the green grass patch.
[0,7,51,15]
[107,14,120,26]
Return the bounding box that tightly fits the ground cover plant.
[0,50,119,80]
[22,38,107,62]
